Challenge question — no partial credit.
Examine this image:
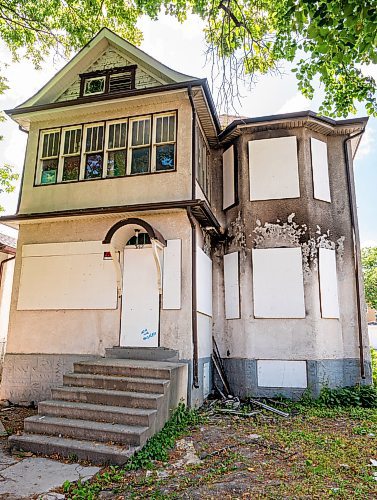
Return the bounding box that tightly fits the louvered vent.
[109,72,134,93]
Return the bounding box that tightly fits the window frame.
[196,125,210,201]
[81,122,105,180]
[37,128,61,185]
[58,125,83,183]
[79,65,137,98]
[127,115,152,176]
[104,118,129,179]
[34,110,178,187]
[152,112,177,173]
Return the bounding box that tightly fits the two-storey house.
[0,29,372,461]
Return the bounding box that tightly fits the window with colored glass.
[106,121,127,177]
[83,76,106,96]
[61,127,82,182]
[39,130,60,184]
[129,117,151,174]
[154,114,176,171]
[83,124,104,179]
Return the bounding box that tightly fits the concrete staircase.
[9,349,187,465]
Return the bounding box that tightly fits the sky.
[0,14,376,246]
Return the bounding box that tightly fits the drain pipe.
[343,129,366,379]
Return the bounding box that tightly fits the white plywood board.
[248,136,300,200]
[121,248,159,347]
[196,247,212,317]
[224,252,240,319]
[257,360,307,388]
[197,312,212,358]
[252,247,305,318]
[319,248,340,318]
[203,361,210,398]
[223,145,235,209]
[162,239,181,310]
[311,138,331,202]
[18,253,117,310]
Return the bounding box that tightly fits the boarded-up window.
[248,136,300,200]
[224,252,240,319]
[319,248,340,318]
[222,145,235,209]
[196,247,212,317]
[162,239,181,310]
[17,242,117,310]
[311,137,331,202]
[252,247,305,318]
[257,360,307,388]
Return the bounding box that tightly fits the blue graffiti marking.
[141,328,157,341]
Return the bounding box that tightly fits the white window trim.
[103,119,128,179]
[37,128,61,185]
[83,76,106,97]
[127,116,152,175]
[58,126,82,183]
[80,122,105,180]
[152,112,176,173]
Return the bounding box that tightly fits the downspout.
[343,130,366,379]
[187,207,199,388]
[187,84,199,388]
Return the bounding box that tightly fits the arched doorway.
[103,218,166,347]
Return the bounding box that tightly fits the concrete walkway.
[0,442,100,499]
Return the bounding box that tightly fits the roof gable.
[19,28,198,108]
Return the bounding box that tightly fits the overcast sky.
[0,14,376,245]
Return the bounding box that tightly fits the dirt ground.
[95,406,377,499]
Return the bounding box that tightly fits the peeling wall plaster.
[223,213,346,282]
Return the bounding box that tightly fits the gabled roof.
[18,27,198,109]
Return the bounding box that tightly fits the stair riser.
[63,374,167,394]
[106,348,179,362]
[9,436,132,465]
[74,363,172,380]
[51,388,161,409]
[24,420,147,446]
[38,402,154,427]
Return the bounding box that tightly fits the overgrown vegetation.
[372,348,377,387]
[63,403,202,499]
[362,247,377,310]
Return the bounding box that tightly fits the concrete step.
[63,373,170,394]
[9,434,137,465]
[24,415,149,446]
[38,400,157,427]
[51,386,164,409]
[106,347,179,362]
[74,358,183,380]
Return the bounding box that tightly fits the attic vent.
[109,71,133,93]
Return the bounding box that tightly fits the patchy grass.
[63,398,377,499]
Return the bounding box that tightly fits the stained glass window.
[85,154,103,179]
[62,156,80,181]
[40,130,60,184]
[154,114,176,171]
[107,150,126,177]
[41,159,58,184]
[131,148,150,174]
[83,76,105,96]
[129,118,151,174]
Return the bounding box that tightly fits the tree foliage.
[361,247,377,311]
[0,0,375,116]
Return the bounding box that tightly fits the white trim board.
[224,252,240,319]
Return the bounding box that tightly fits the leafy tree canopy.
[0,1,375,115]
[362,247,377,311]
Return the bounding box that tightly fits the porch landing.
[9,353,188,465]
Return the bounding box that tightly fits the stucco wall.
[6,210,193,360]
[19,93,192,214]
[212,126,370,388]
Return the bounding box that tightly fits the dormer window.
[79,65,136,98]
